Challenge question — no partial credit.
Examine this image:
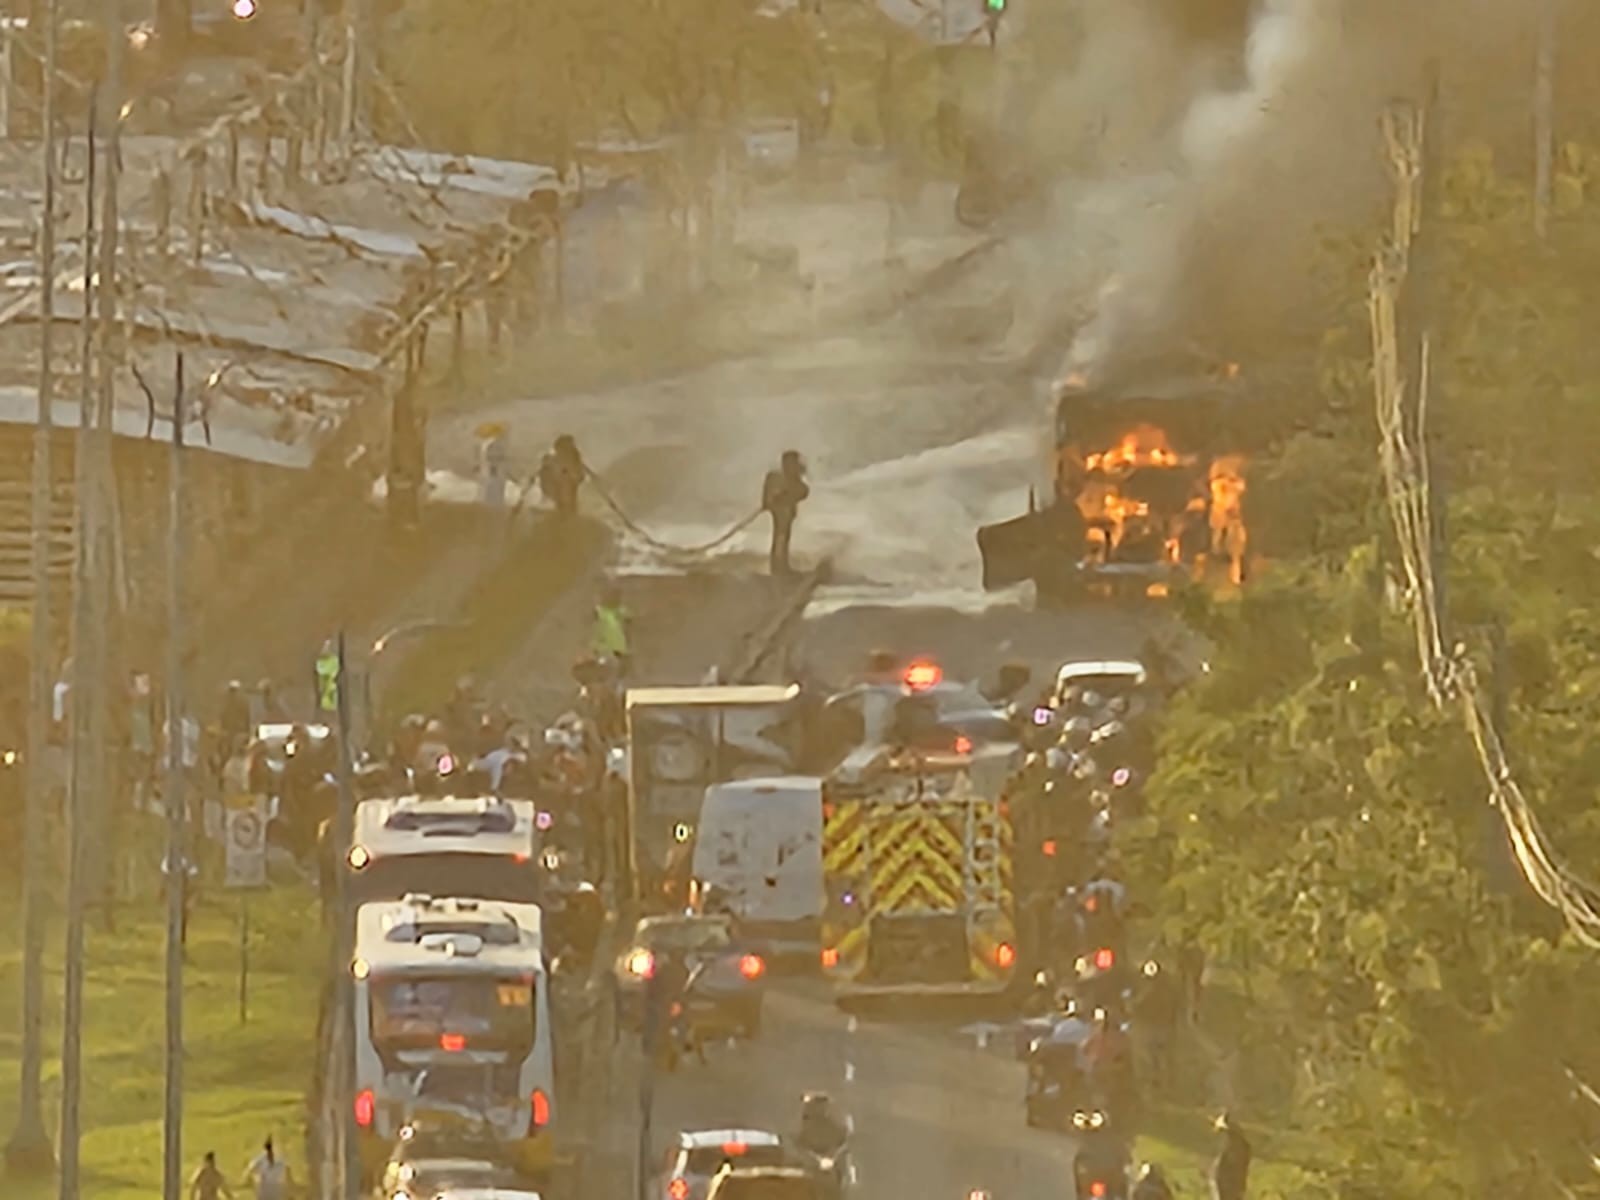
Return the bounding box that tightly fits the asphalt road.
[583,979,1078,1200]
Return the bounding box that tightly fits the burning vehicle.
[978,356,1257,603]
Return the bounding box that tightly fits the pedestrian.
[190,1151,233,1200]
[243,1137,294,1200]
[255,678,286,724]
[591,582,631,670]
[761,450,810,577]
[478,422,509,509]
[313,640,339,718]
[128,671,157,810]
[221,680,252,757]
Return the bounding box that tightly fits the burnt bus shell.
[979,375,1269,595]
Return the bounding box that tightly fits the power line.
[1370,96,1600,949]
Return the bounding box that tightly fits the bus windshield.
[371,974,536,1052]
[351,853,540,906]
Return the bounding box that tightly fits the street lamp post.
[362,619,468,749]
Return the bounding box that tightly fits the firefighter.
[761,450,810,577]
[539,434,586,517]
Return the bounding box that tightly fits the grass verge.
[0,875,323,1200]
[377,513,609,726]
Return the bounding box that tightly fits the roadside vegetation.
[1129,151,1600,1196]
[0,885,322,1200]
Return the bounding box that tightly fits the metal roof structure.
[0,85,571,470]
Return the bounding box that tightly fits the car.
[380,1121,522,1199]
[655,1129,794,1200]
[613,915,768,1035]
[705,1165,822,1200]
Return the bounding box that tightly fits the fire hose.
[581,470,766,558]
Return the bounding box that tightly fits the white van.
[692,777,824,965]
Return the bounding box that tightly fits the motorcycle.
[1024,1039,1087,1131]
[1072,1111,1131,1200]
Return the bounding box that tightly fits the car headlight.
[625,948,655,978]
[817,1156,835,1172]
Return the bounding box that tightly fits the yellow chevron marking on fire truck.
[877,863,961,913]
[870,816,965,905]
[834,922,868,974]
[823,802,867,874]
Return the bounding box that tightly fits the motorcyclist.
[415,720,452,777]
[1082,1008,1137,1127]
[797,1092,849,1158]
[1132,959,1183,1088]
[443,677,483,756]
[390,713,426,776]
[1211,1113,1251,1200]
[562,882,604,968]
[1131,1163,1174,1200]
[1072,1110,1130,1200]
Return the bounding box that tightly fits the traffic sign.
[225,802,268,889]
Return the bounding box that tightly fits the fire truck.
[819,740,1019,1003]
[977,355,1261,604]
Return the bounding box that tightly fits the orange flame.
[1084,424,1184,474]
[1208,455,1248,585]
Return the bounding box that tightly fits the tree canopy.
[1129,144,1600,1195]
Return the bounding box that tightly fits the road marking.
[847,1015,858,1034]
[845,1061,855,1083]
[847,1161,860,1187]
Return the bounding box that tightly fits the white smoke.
[1050,0,1527,381]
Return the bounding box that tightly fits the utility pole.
[160,356,186,1200]
[58,81,99,1200]
[333,631,360,1200]
[1533,0,1555,240]
[5,0,58,1170]
[88,0,122,927]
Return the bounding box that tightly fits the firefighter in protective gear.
[539,434,586,517]
[591,584,631,667]
[314,641,339,715]
[761,450,809,577]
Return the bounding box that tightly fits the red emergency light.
[354,1089,375,1128]
[904,661,943,691]
[1093,947,1115,971]
[1042,839,1058,858]
[739,954,766,981]
[439,1032,466,1052]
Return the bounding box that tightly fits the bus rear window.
[371,975,536,1050]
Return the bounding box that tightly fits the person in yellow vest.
[314,640,339,716]
[591,583,631,672]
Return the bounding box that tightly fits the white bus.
[351,895,554,1179]
[346,795,543,907]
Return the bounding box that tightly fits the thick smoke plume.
[1039,0,1529,382]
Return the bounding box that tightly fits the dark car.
[614,915,768,1035]
[705,1165,822,1200]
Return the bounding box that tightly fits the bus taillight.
[354,1089,374,1128]
[529,1088,551,1132]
